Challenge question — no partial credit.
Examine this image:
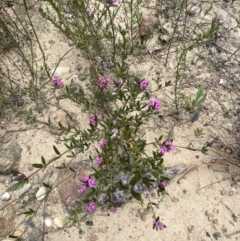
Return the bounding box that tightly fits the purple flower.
[148,99,161,110]
[133,183,143,194]
[161,181,167,188]
[100,139,108,149]
[89,114,102,126]
[115,116,121,122]
[114,189,124,202]
[87,201,95,212]
[160,146,167,155]
[52,76,63,88]
[86,10,91,17]
[154,220,164,230]
[82,176,89,182]
[98,76,110,88]
[79,185,87,193]
[166,141,176,152]
[95,156,103,165]
[140,79,148,89]
[88,178,95,188]
[104,3,110,8]
[109,206,116,213]
[131,78,137,84]
[119,175,128,185]
[112,0,117,3]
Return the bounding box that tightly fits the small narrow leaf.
[53,145,60,155]
[32,163,44,169]
[6,181,25,192]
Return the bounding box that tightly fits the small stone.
[171,197,179,203]
[1,192,11,201]
[213,232,221,240]
[220,190,227,195]
[44,218,52,227]
[36,186,47,201]
[52,66,70,78]
[0,134,22,174]
[138,208,144,214]
[140,214,147,221]
[13,230,23,237]
[0,205,15,238]
[54,217,64,228]
[89,234,98,241]
[228,190,234,196]
[18,183,32,197]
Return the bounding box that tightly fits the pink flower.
[100,139,108,149]
[115,116,121,122]
[87,201,95,212]
[79,185,87,193]
[160,181,167,188]
[104,3,110,8]
[95,156,103,164]
[98,77,110,88]
[109,207,116,213]
[140,79,148,89]
[148,99,161,110]
[88,178,95,188]
[166,141,176,152]
[160,146,167,155]
[82,176,89,182]
[89,114,102,126]
[52,76,63,88]
[155,220,164,230]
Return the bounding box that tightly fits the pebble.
[44,218,52,227]
[1,192,11,201]
[213,231,221,240]
[18,183,32,197]
[54,217,64,228]
[52,66,70,78]
[171,197,179,203]
[228,190,234,196]
[36,186,47,201]
[140,214,148,221]
[89,234,98,241]
[13,230,23,237]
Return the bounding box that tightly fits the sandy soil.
[0,0,240,240]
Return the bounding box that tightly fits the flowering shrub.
[54,76,176,229]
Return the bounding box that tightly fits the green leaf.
[41,156,46,166]
[131,190,141,201]
[86,221,93,226]
[53,145,60,155]
[6,181,25,192]
[32,163,44,169]
[23,208,35,216]
[42,182,52,190]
